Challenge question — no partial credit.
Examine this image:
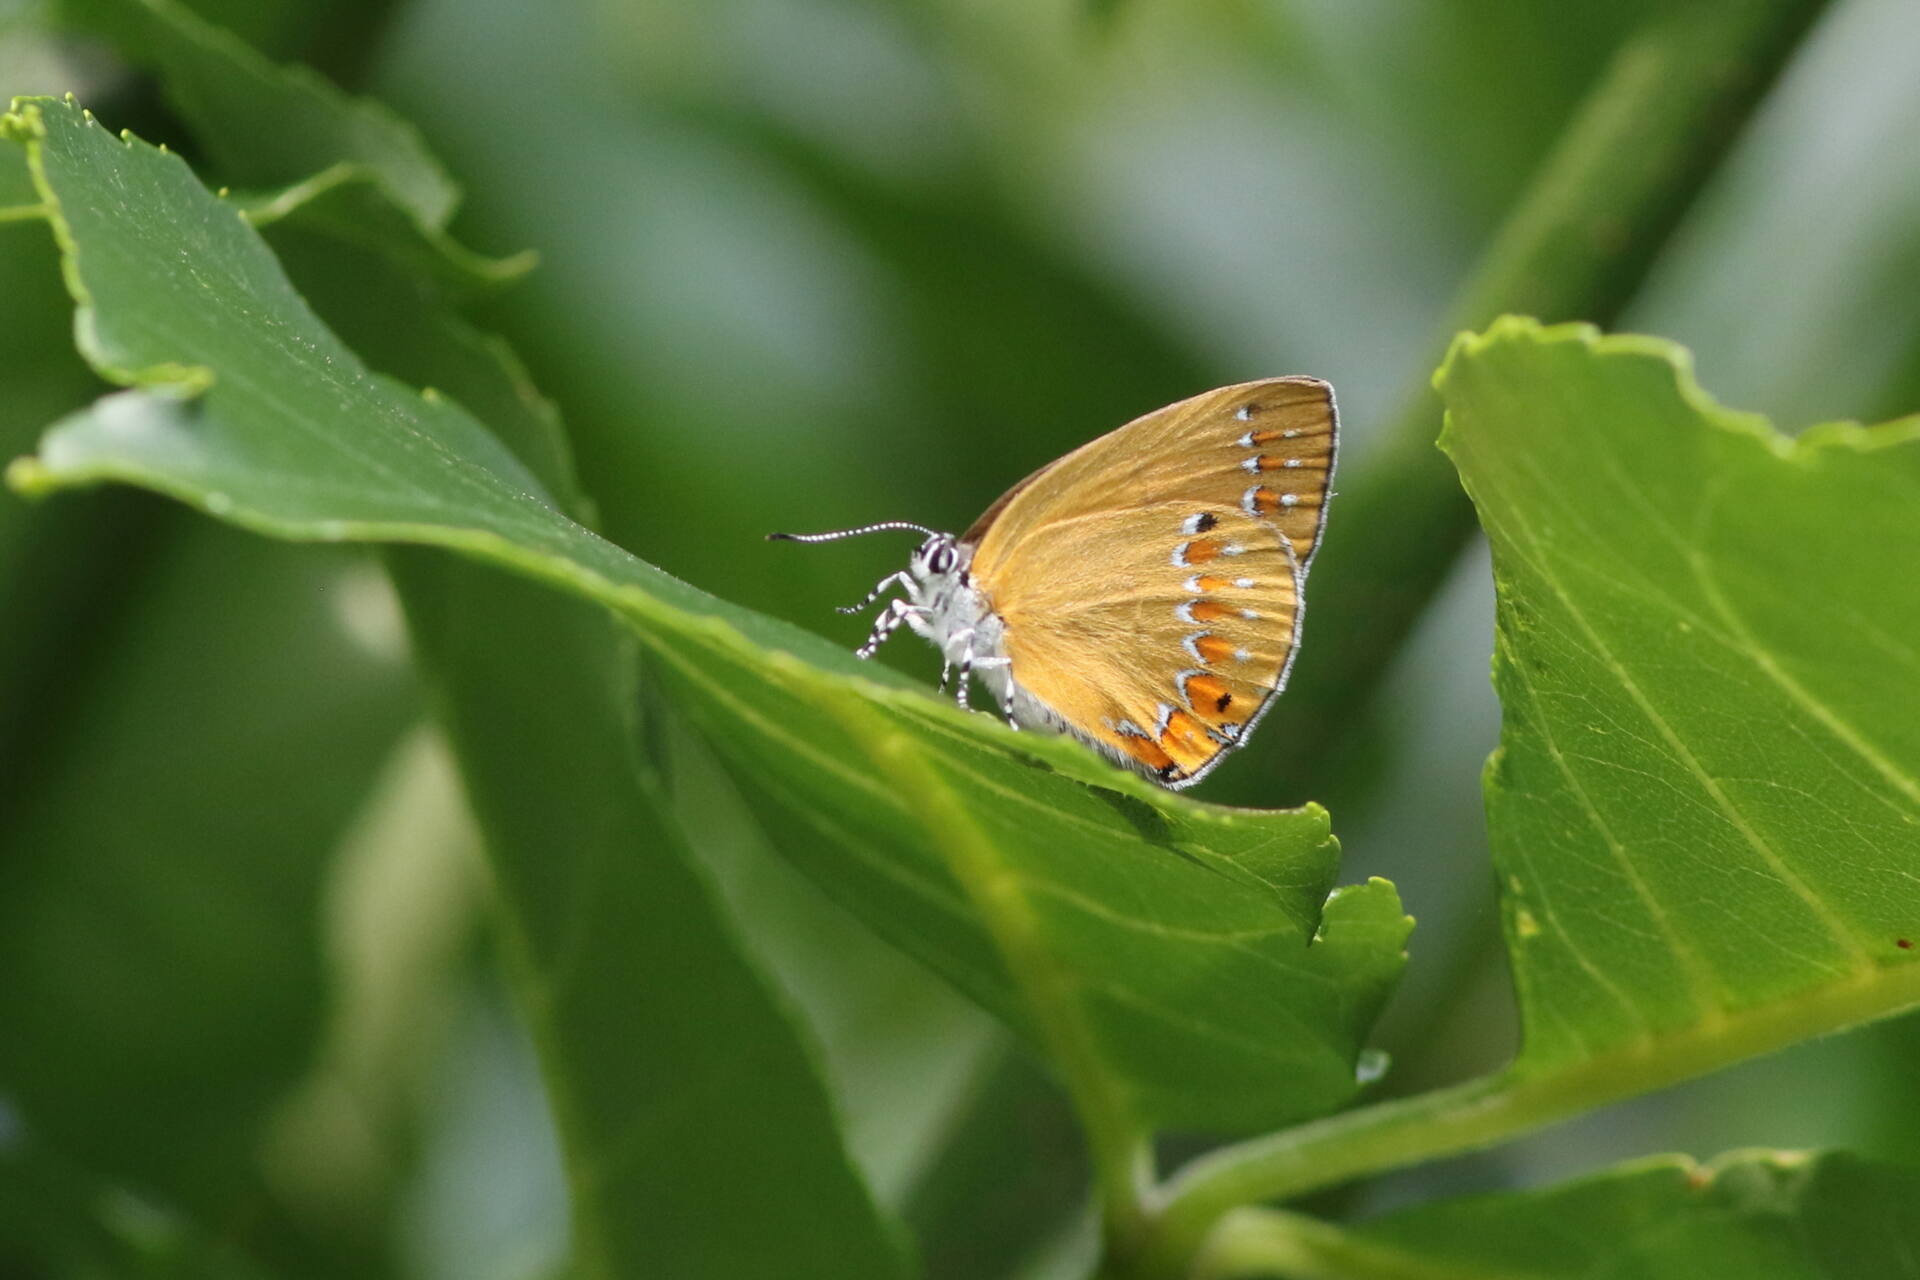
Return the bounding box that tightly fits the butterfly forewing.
[966,378,1336,567]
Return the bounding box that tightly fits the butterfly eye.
[929,543,957,575]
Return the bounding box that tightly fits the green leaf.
[62,0,456,223]
[259,224,582,513]
[1439,318,1920,1072]
[234,164,536,293]
[4,92,1408,1155]
[54,0,530,292]
[1206,1150,1920,1279]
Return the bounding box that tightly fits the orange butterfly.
[773,378,1336,787]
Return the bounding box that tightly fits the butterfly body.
[867,533,1067,737]
[775,378,1336,788]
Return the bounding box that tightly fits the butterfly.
[771,378,1336,788]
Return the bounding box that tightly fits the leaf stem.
[1138,960,1920,1275]
[1251,0,1837,797]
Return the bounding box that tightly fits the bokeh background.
[4,0,1920,1276]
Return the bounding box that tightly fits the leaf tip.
[1322,875,1413,936]
[5,454,54,497]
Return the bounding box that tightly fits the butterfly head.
[907,532,968,588]
[768,520,1005,704]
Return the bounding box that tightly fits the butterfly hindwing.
[981,504,1303,786]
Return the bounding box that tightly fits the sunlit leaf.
[1439,319,1920,1073]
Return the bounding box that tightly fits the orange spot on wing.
[1181,539,1222,563]
[1193,574,1235,592]
[1116,729,1177,776]
[1246,424,1333,449]
[1193,634,1239,664]
[1259,455,1327,472]
[1247,487,1280,515]
[1188,599,1234,623]
[1183,672,1234,714]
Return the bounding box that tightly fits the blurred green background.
[4,0,1920,1276]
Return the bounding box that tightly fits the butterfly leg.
[945,633,1010,719]
[857,598,926,659]
[952,634,976,710]
[836,571,911,616]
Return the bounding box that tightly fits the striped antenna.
[768,521,939,543]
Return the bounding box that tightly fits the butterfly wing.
[982,502,1304,785]
[965,377,1336,567]
[967,378,1333,785]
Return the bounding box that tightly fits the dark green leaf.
[1,144,36,210]
[260,224,579,509]
[235,165,535,294]
[55,0,528,291]
[63,0,457,223]
[393,558,912,1280]
[0,520,415,1217]
[1331,1150,1920,1279]
[4,94,1409,1140]
[0,1138,279,1279]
